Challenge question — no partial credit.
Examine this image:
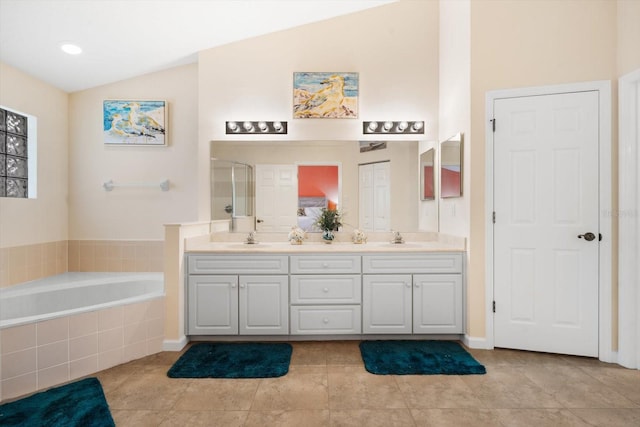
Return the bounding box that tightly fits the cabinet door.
[239,275,289,335]
[187,275,238,335]
[363,274,412,334]
[413,274,463,334]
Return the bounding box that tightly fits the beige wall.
[468,0,618,340]
[0,63,69,248]
[198,0,439,222]
[617,0,640,76]
[68,64,199,240]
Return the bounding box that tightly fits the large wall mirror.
[420,148,435,200]
[440,133,463,198]
[211,140,419,233]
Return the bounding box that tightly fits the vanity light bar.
[363,121,425,134]
[226,121,288,134]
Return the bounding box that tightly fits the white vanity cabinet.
[362,253,464,334]
[289,255,362,335]
[187,255,289,335]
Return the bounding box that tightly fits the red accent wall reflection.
[298,165,339,209]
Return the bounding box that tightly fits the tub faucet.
[246,231,257,244]
[392,230,404,244]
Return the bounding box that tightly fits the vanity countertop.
[186,234,466,253]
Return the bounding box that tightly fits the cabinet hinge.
[491,119,496,132]
[492,301,496,313]
[492,212,496,224]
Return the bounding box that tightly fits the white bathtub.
[0,272,164,329]
[0,272,165,402]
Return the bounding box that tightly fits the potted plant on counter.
[315,208,343,243]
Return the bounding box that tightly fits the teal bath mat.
[0,377,114,427]
[360,340,486,375]
[167,342,293,378]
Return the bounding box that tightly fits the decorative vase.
[322,229,335,243]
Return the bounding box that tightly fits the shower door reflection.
[211,159,254,231]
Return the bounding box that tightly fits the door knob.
[578,232,596,241]
[256,219,264,223]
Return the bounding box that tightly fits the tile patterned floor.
[92,341,640,426]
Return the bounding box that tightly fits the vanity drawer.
[290,255,361,274]
[362,253,463,274]
[188,254,289,275]
[290,305,361,335]
[291,275,361,304]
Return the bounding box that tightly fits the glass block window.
[0,107,29,198]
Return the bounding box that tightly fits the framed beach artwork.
[103,100,167,145]
[293,72,358,118]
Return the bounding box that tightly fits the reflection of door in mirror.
[420,149,435,200]
[440,133,463,198]
[359,161,390,231]
[255,164,298,232]
[297,164,340,232]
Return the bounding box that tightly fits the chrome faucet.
[246,231,257,244]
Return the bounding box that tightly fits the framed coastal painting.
[293,72,358,118]
[103,100,167,145]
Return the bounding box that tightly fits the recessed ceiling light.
[60,43,82,55]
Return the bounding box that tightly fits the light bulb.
[382,121,393,132]
[367,122,378,132]
[243,121,254,132]
[411,121,424,132]
[258,121,268,132]
[273,122,283,132]
[227,121,238,132]
[396,121,408,132]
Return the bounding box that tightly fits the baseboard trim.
[463,335,491,349]
[163,336,188,352]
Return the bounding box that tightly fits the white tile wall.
[0,296,164,402]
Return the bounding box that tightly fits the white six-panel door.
[493,91,600,357]
[359,162,391,232]
[255,164,298,232]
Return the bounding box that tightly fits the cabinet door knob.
[240,283,246,288]
[322,263,329,268]
[323,318,330,324]
[405,282,411,288]
[231,283,237,288]
[323,287,329,293]
[414,282,420,288]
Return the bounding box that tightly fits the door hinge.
[491,119,496,132]
[493,301,496,313]
[492,212,496,223]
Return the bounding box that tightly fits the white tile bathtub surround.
[69,311,98,339]
[69,355,97,380]
[69,334,97,361]
[0,297,165,402]
[37,317,69,345]
[0,323,36,354]
[36,340,68,370]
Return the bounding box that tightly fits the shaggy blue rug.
[167,342,293,378]
[0,377,114,427]
[360,340,486,375]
